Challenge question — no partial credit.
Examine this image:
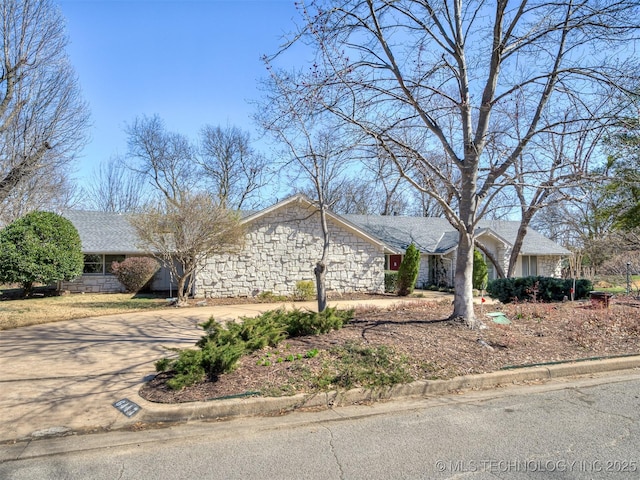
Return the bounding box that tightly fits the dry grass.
[0,288,392,331]
[0,293,168,330]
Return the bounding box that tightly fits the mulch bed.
[140,296,640,403]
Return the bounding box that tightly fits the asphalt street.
[1,371,639,479]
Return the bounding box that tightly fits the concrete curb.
[137,355,640,424]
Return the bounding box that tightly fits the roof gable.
[477,219,571,256]
[243,194,394,252]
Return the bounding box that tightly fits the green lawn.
[593,275,640,294]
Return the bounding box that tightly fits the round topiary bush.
[0,211,84,296]
[110,256,160,293]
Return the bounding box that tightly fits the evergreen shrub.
[0,211,83,296]
[396,244,420,296]
[155,307,355,389]
[486,276,593,303]
[472,250,488,290]
[384,271,398,293]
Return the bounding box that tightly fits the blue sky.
[58,0,303,183]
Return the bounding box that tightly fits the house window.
[522,255,538,277]
[83,254,103,274]
[83,254,126,275]
[105,255,126,274]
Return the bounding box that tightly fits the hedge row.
[486,276,593,303]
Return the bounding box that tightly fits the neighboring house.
[59,195,570,296]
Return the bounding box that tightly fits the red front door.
[389,254,402,271]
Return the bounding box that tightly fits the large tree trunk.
[452,230,479,329]
[314,262,327,312]
[176,274,189,306]
[315,205,330,312]
[452,151,481,328]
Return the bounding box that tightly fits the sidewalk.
[1,293,637,444]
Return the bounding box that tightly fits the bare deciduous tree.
[82,156,148,213]
[311,153,414,216]
[0,169,78,226]
[0,0,89,207]
[257,70,356,311]
[197,124,271,210]
[531,175,632,278]
[327,177,382,215]
[126,115,199,205]
[485,104,608,277]
[275,0,640,327]
[130,194,245,305]
[125,116,247,305]
[360,146,413,216]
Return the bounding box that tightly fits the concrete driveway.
[0,294,455,443]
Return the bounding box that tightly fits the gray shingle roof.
[477,219,571,256]
[343,214,570,256]
[62,211,145,253]
[341,215,458,253]
[63,208,570,257]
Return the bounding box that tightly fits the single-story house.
[59,194,570,296]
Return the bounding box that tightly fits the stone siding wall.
[195,203,385,298]
[59,275,125,294]
[538,255,563,278]
[417,255,430,287]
